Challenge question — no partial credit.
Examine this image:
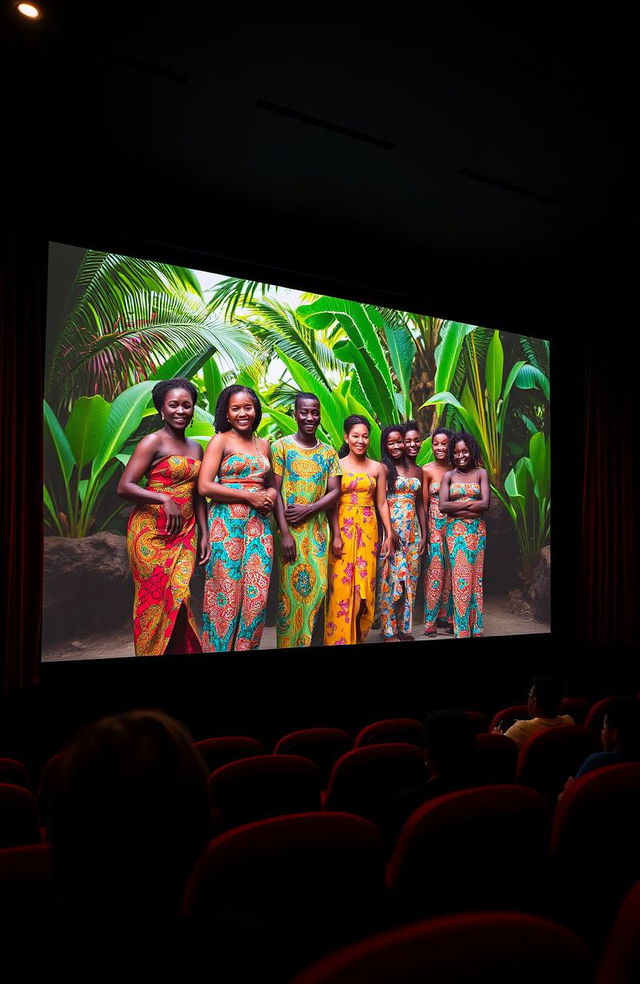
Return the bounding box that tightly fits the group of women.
[117,377,489,656]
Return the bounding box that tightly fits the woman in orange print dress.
[324,415,395,646]
[117,378,211,656]
[439,431,490,639]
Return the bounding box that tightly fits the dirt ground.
[42,595,549,661]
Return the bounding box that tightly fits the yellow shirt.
[504,715,575,747]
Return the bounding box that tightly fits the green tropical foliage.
[44,382,155,537]
[493,432,550,583]
[422,329,547,490]
[47,252,256,411]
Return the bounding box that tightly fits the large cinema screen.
[43,243,550,661]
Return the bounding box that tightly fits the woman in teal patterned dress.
[377,426,427,642]
[422,428,454,635]
[439,431,490,638]
[198,385,293,652]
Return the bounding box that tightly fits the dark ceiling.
[2,3,636,323]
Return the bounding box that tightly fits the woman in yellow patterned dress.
[324,415,395,646]
[272,394,342,648]
[117,378,210,656]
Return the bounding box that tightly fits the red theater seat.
[550,763,640,942]
[0,784,41,849]
[353,719,425,748]
[474,732,518,785]
[208,754,320,830]
[184,812,387,976]
[324,744,426,845]
[387,785,551,920]
[585,697,629,738]
[193,736,265,773]
[516,725,594,801]
[559,697,591,725]
[0,759,30,789]
[274,728,351,786]
[292,912,592,984]
[488,704,529,733]
[597,879,640,984]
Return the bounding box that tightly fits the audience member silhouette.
[575,697,640,778]
[501,677,574,747]
[50,710,211,936]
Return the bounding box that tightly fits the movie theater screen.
[42,242,550,661]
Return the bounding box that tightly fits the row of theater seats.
[0,777,639,980]
[0,694,638,979]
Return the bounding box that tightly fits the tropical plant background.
[44,244,550,606]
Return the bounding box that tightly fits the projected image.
[43,244,550,660]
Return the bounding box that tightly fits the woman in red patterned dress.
[117,378,210,655]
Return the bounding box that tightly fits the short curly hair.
[151,377,198,414]
[214,384,262,434]
[449,430,483,469]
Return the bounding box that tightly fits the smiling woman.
[116,377,210,655]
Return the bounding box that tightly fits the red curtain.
[578,340,635,644]
[0,188,45,692]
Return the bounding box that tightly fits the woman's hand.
[280,532,296,563]
[379,537,391,560]
[246,488,274,512]
[418,535,427,556]
[331,535,344,559]
[284,502,310,526]
[161,497,183,535]
[199,535,211,566]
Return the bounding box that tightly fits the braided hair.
[339,414,370,459]
[214,384,262,434]
[380,424,407,493]
[448,430,483,469]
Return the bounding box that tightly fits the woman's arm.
[117,434,184,534]
[438,471,474,515]
[328,470,344,558]
[375,463,396,559]
[194,491,211,565]
[415,470,427,555]
[462,468,491,514]
[198,435,272,510]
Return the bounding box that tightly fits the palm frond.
[244,298,338,384]
[206,277,280,321]
[520,336,550,375]
[49,288,257,408]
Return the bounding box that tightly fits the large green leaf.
[382,312,415,395]
[299,297,396,407]
[434,322,476,395]
[43,400,75,484]
[485,331,504,405]
[333,339,396,424]
[261,407,298,439]
[513,364,550,400]
[91,381,155,478]
[202,357,224,415]
[529,432,550,499]
[65,395,111,469]
[497,360,527,435]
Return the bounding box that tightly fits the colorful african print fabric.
[378,475,421,639]
[272,436,341,649]
[202,453,273,652]
[324,473,378,646]
[127,455,202,656]
[446,482,486,638]
[423,478,453,632]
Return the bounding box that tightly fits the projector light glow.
[17,3,41,18]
